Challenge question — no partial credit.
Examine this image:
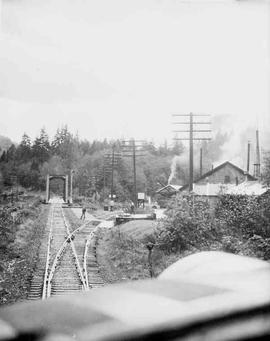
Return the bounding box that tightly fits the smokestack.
[200,147,203,177]
[247,140,250,174]
[253,130,261,179]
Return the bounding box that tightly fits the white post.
[65,175,69,203]
[70,170,73,204]
[46,175,50,203]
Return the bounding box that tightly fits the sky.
[0,0,269,166]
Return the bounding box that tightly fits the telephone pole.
[172,113,211,192]
[70,169,74,204]
[253,129,261,179]
[121,139,145,208]
[104,146,121,199]
[132,140,137,208]
[247,140,251,174]
[111,144,115,199]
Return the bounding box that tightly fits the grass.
[0,196,49,305]
[118,220,158,239]
[97,228,151,283]
[96,219,183,284]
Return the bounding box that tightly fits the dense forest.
[0,126,222,201]
[0,126,269,202]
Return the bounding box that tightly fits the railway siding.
[28,203,105,300]
[66,208,105,289]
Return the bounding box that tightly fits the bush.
[221,236,241,254]
[156,195,219,254]
[0,208,14,249]
[215,193,270,239]
[244,235,270,260]
[156,192,270,260]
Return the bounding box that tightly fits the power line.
[120,139,146,207]
[103,145,122,199]
[172,113,211,192]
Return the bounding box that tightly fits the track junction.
[28,199,104,300]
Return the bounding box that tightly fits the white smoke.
[213,120,269,170]
[168,155,187,184]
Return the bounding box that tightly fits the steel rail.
[83,233,92,289]
[45,207,88,298]
[42,206,54,300]
[82,227,99,290]
[61,208,87,291]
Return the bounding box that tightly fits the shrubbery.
[0,196,43,250]
[0,208,14,249]
[156,192,270,260]
[215,194,270,239]
[156,195,220,253]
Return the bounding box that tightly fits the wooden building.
[180,161,256,192]
[178,161,266,212]
[156,184,182,197]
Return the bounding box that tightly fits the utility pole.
[111,144,115,200]
[104,146,121,199]
[103,163,106,195]
[253,129,261,179]
[172,113,211,192]
[189,113,194,191]
[121,139,145,208]
[247,140,251,174]
[70,169,74,204]
[132,140,137,208]
[200,147,203,177]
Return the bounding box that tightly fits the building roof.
[180,161,256,192]
[187,181,269,197]
[156,184,182,196]
[225,181,269,196]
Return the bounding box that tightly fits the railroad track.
[28,203,104,300]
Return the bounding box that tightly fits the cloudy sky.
[0,0,269,163]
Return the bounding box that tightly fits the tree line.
[0,126,186,201]
[1,126,269,202]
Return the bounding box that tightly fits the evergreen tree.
[6,144,17,162]
[0,151,7,163]
[171,140,184,155]
[32,128,51,164]
[16,133,32,162]
[51,126,73,162]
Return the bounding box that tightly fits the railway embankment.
[96,220,180,283]
[0,196,48,305]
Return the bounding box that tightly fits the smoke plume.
[168,154,188,184]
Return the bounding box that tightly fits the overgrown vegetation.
[97,223,180,282]
[0,126,233,202]
[0,196,48,305]
[156,192,270,260]
[97,192,270,283]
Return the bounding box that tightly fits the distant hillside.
[0,135,14,153]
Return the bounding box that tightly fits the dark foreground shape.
[1,252,270,341]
